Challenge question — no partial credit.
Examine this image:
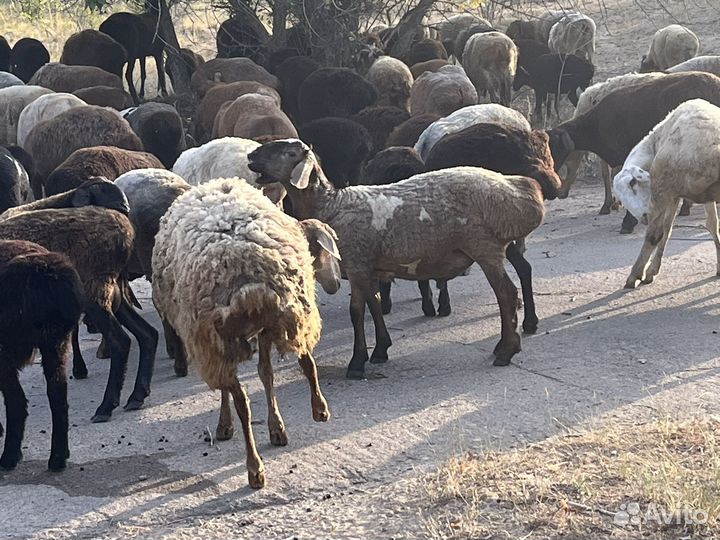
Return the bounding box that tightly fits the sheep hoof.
[619,226,635,235]
[422,303,436,317]
[522,321,538,335]
[370,353,388,364]
[173,360,188,378]
[346,368,366,380]
[72,366,88,380]
[269,429,288,447]
[381,298,392,315]
[95,341,110,360]
[47,456,67,472]
[248,469,266,489]
[123,397,146,412]
[641,275,655,285]
[437,305,451,317]
[0,452,21,470]
[599,205,611,215]
[624,278,639,289]
[312,406,330,422]
[91,412,112,423]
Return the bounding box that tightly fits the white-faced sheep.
[29,63,124,93]
[410,65,477,117]
[152,177,342,488]
[548,13,596,63]
[212,93,297,141]
[366,56,414,111]
[613,99,720,288]
[462,32,517,107]
[0,85,53,146]
[414,103,530,160]
[248,139,557,378]
[124,102,186,168]
[0,239,83,472]
[640,24,699,72]
[16,93,87,149]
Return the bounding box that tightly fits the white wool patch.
[419,207,431,222]
[458,217,468,225]
[613,166,651,220]
[400,259,422,275]
[368,194,403,230]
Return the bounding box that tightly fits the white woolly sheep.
[667,55,720,76]
[410,64,477,117]
[613,99,720,288]
[366,56,414,111]
[640,24,699,72]
[172,137,285,205]
[461,32,518,106]
[248,139,558,379]
[414,103,530,160]
[0,85,53,146]
[17,93,87,148]
[152,177,342,488]
[548,13,596,63]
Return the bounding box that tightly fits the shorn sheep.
[613,99,720,288]
[16,93,87,149]
[248,139,556,378]
[547,13,596,63]
[462,32,518,107]
[640,24,699,72]
[0,240,83,472]
[152,178,342,488]
[366,56,414,111]
[410,65,477,117]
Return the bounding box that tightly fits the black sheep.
[60,29,128,79]
[265,47,301,75]
[0,36,10,72]
[299,117,372,188]
[0,147,33,213]
[297,67,377,124]
[124,103,186,168]
[216,16,266,63]
[10,38,50,83]
[0,239,83,472]
[275,56,319,123]
[386,113,440,147]
[351,106,410,156]
[405,38,448,66]
[512,38,551,90]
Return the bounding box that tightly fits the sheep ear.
[290,154,315,189]
[316,228,342,260]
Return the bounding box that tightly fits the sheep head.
[528,130,562,200]
[300,219,342,295]
[248,139,324,190]
[612,165,651,220]
[546,127,575,170]
[71,177,130,215]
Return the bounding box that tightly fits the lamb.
[60,29,127,78]
[152,177,342,487]
[547,72,720,233]
[667,55,720,76]
[24,105,143,182]
[212,93,297,141]
[612,99,720,288]
[298,118,372,188]
[248,139,556,378]
[0,72,23,88]
[548,13,596,63]
[410,59,449,79]
[29,63,124,93]
[190,58,280,98]
[193,81,281,143]
[274,56,319,123]
[640,24,699,72]
[114,168,191,375]
[45,146,163,196]
[0,85,53,146]
[124,102,187,168]
[414,103,530,160]
[0,239,83,472]
[298,67,378,124]
[405,38,448,66]
[352,106,410,156]
[387,113,441,147]
[0,146,33,213]
[461,32,517,107]
[410,65,477,117]
[0,185,159,422]
[16,93,87,149]
[10,38,50,83]
[73,86,134,110]
[366,56,414,111]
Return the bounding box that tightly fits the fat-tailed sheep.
[547,13,596,63]
[410,65,477,117]
[640,24,699,72]
[366,56,414,111]
[462,32,518,107]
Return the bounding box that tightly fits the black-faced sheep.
[152,178,341,488]
[60,29,127,78]
[274,56,319,123]
[640,24,699,72]
[190,58,279,99]
[410,65,477,117]
[10,38,49,83]
[366,56,414,111]
[72,86,134,110]
[29,63,124,94]
[405,38,448,66]
[24,105,143,181]
[212,93,297,141]
[248,139,557,378]
[462,32,518,107]
[45,146,163,196]
[0,146,33,213]
[297,67,378,124]
[0,240,83,472]
[16,93,87,149]
[298,117,373,188]
[351,106,410,156]
[124,102,186,168]
[386,113,440,147]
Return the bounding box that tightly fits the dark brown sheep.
[405,38,448,66]
[351,106,410,156]
[60,29,127,78]
[386,113,441,147]
[190,58,279,98]
[274,56,319,123]
[10,38,49,83]
[72,86,134,110]
[297,67,377,124]
[125,103,186,168]
[410,59,450,79]
[29,63,124,93]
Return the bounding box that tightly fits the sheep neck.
[564,110,622,166]
[286,167,343,223]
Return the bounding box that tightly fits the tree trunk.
[272,0,288,48]
[389,0,436,60]
[149,0,192,95]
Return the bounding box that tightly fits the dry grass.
[424,416,720,539]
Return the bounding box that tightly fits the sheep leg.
[71,324,88,380]
[679,199,693,216]
[87,305,132,423]
[40,340,69,472]
[0,363,28,470]
[704,202,720,276]
[155,52,168,96]
[162,318,188,377]
[215,389,234,441]
[600,161,614,215]
[96,336,110,359]
[532,89,545,127]
[125,58,140,105]
[367,284,392,365]
[625,202,677,288]
[436,280,451,317]
[620,211,639,234]
[506,242,538,334]
[643,203,680,284]
[418,280,436,317]
[346,279,371,379]
[228,378,265,489]
[298,352,330,422]
[558,151,584,199]
[379,280,392,315]
[257,333,287,446]
[139,57,147,99]
[116,299,159,411]
[476,254,520,366]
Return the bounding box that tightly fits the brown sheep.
[72,86,134,110]
[386,113,441,147]
[212,93,297,141]
[410,59,450,79]
[29,63,124,93]
[60,29,127,78]
[190,58,280,98]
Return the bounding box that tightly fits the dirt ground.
[2,1,720,539]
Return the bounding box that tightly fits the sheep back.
[462,32,517,106]
[190,58,279,98]
[410,65,477,117]
[360,147,425,185]
[0,146,32,213]
[0,72,23,89]
[548,13,596,62]
[351,105,410,155]
[72,86,134,110]
[298,67,378,124]
[274,56,320,122]
[17,93,87,149]
[666,55,720,77]
[172,137,260,186]
[0,85,53,145]
[387,113,441,147]
[125,102,186,168]
[641,24,699,71]
[29,63,124,93]
[60,29,127,78]
[366,56,414,111]
[212,93,297,141]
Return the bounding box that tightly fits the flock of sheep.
[0,5,718,490]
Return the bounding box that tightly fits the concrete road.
[1,184,719,539]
